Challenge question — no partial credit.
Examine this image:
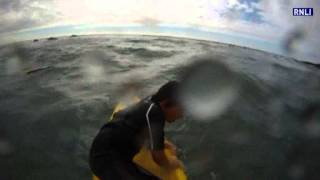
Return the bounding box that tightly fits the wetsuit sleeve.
[148,106,165,151]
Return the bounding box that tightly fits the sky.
[0,0,319,63]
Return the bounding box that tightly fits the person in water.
[89,81,184,180]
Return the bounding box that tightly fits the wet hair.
[151,81,180,107]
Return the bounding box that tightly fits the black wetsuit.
[89,97,165,180]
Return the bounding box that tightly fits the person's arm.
[151,150,183,169]
[147,107,182,169]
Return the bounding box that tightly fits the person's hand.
[164,140,177,155]
[167,157,185,170]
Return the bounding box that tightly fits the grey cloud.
[0,0,57,34]
[0,17,37,34]
[0,0,23,12]
[137,18,161,27]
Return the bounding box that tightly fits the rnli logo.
[293,8,313,16]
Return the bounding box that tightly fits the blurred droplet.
[228,132,250,144]
[304,121,320,137]
[80,51,109,84]
[0,139,13,156]
[179,57,239,121]
[6,56,22,75]
[210,171,217,180]
[288,164,304,179]
[300,104,320,138]
[83,63,105,83]
[283,28,305,54]
[187,147,212,172]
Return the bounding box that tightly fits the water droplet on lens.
[179,56,239,121]
[0,139,13,156]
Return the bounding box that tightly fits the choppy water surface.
[0,35,319,180]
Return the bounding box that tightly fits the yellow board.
[92,97,187,180]
[133,145,187,180]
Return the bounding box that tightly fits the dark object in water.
[33,39,39,42]
[70,35,78,38]
[47,37,58,41]
[302,61,320,69]
[26,66,51,75]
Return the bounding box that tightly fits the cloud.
[136,18,161,27]
[0,0,319,63]
[0,0,58,34]
[199,0,320,62]
[256,0,320,62]
[0,0,23,11]
[222,0,264,23]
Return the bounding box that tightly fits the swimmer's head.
[151,81,183,123]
